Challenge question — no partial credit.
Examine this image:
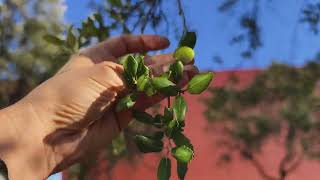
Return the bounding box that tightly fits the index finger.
[80,35,170,63]
[145,54,195,76]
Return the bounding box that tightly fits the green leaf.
[123,72,136,87]
[157,157,171,180]
[97,27,109,41]
[116,93,137,112]
[123,55,138,79]
[177,162,188,180]
[187,72,214,94]
[93,13,104,26]
[171,145,194,163]
[173,95,187,122]
[164,107,174,123]
[66,26,77,49]
[138,64,149,77]
[151,77,179,96]
[157,87,179,96]
[134,135,163,153]
[178,31,197,49]
[145,83,157,96]
[137,74,157,96]
[137,74,149,92]
[160,71,172,79]
[136,56,149,77]
[169,61,184,82]
[43,35,64,46]
[133,110,154,125]
[154,114,165,128]
[151,131,164,140]
[80,17,98,38]
[151,77,175,89]
[172,132,194,150]
[119,54,131,65]
[166,120,179,138]
[108,0,122,7]
[122,55,139,86]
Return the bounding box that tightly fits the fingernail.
[159,36,170,47]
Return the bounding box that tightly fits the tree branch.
[176,0,188,31]
[278,125,297,180]
[286,154,303,174]
[242,150,278,180]
[278,151,292,180]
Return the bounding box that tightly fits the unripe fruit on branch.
[171,145,194,163]
[45,17,210,179]
[173,46,195,64]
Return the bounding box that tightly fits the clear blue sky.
[64,0,320,71]
[182,0,320,70]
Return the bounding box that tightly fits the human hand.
[0,35,198,179]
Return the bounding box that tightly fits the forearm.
[0,101,51,180]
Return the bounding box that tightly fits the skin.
[0,35,198,180]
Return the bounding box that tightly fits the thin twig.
[140,0,157,33]
[176,0,188,31]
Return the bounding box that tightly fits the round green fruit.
[174,46,195,64]
[171,145,194,163]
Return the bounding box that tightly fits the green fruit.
[171,145,194,163]
[174,46,195,64]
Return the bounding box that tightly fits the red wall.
[64,70,320,180]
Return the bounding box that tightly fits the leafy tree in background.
[217,0,262,59]
[205,61,320,180]
[204,1,320,180]
[216,0,320,59]
[0,0,67,106]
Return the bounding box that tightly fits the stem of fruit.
[166,137,174,157]
[180,89,187,93]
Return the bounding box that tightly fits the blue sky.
[64,0,320,71]
[47,173,61,180]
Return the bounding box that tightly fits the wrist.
[0,100,52,179]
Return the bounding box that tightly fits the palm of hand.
[20,35,197,175]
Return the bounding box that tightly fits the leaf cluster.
[115,32,213,180]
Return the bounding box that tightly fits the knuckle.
[100,61,124,73]
[94,62,114,76]
[100,61,114,68]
